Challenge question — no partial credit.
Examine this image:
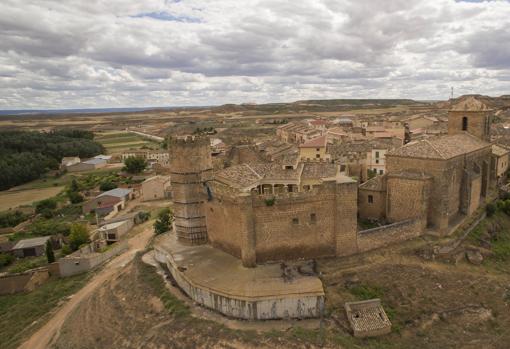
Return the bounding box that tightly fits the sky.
[0,0,509,109]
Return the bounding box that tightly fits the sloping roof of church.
[450,96,492,111]
[359,176,385,191]
[387,133,489,160]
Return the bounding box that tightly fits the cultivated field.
[95,131,159,154]
[0,186,64,211]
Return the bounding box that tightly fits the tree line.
[0,129,105,190]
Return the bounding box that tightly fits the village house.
[298,135,330,161]
[67,158,107,172]
[491,144,510,185]
[82,188,134,214]
[11,236,52,258]
[141,175,171,201]
[60,156,80,169]
[98,219,133,244]
[121,149,170,166]
[276,122,322,144]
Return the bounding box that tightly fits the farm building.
[67,158,107,172]
[11,236,51,258]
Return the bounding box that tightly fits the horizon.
[1,1,509,109]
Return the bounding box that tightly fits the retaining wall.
[59,241,128,277]
[358,219,423,252]
[154,247,324,320]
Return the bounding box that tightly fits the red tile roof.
[299,135,327,148]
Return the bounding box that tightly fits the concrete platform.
[154,233,325,320]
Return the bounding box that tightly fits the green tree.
[68,191,84,204]
[154,208,172,234]
[99,180,117,191]
[45,240,55,263]
[68,223,90,251]
[69,178,80,192]
[123,156,147,174]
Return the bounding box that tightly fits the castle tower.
[448,96,493,142]
[169,136,212,245]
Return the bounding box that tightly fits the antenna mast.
[450,87,454,100]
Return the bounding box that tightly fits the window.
[375,159,379,164]
[462,116,468,131]
[375,151,380,158]
[379,170,384,175]
[368,195,374,204]
[316,148,320,151]
[292,218,299,225]
[310,213,317,224]
[316,154,320,158]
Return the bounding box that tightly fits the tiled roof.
[359,176,385,191]
[301,162,338,179]
[387,133,489,160]
[214,161,341,189]
[492,144,509,157]
[299,135,327,148]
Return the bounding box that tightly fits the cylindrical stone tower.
[169,136,212,245]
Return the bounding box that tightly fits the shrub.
[486,203,497,217]
[154,208,172,235]
[0,210,29,228]
[136,211,150,223]
[45,241,55,263]
[99,180,117,191]
[0,253,15,268]
[265,197,275,206]
[35,198,57,214]
[61,244,72,256]
[68,191,84,204]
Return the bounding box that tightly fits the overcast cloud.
[0,0,509,109]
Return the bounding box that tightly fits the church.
[359,97,494,234]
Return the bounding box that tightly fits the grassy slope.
[0,272,91,349]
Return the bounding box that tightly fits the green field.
[95,131,159,154]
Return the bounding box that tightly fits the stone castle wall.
[206,179,358,265]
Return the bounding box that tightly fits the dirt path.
[17,225,154,349]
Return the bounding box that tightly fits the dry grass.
[0,186,64,211]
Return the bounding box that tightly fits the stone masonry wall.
[358,188,386,221]
[252,186,337,262]
[334,181,359,257]
[358,219,423,252]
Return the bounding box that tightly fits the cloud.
[0,0,509,108]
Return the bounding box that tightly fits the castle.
[154,96,500,320]
[169,137,357,267]
[169,96,497,267]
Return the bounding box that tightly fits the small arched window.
[462,116,468,131]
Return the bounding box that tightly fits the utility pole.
[450,86,454,100]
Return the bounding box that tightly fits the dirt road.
[18,225,154,349]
